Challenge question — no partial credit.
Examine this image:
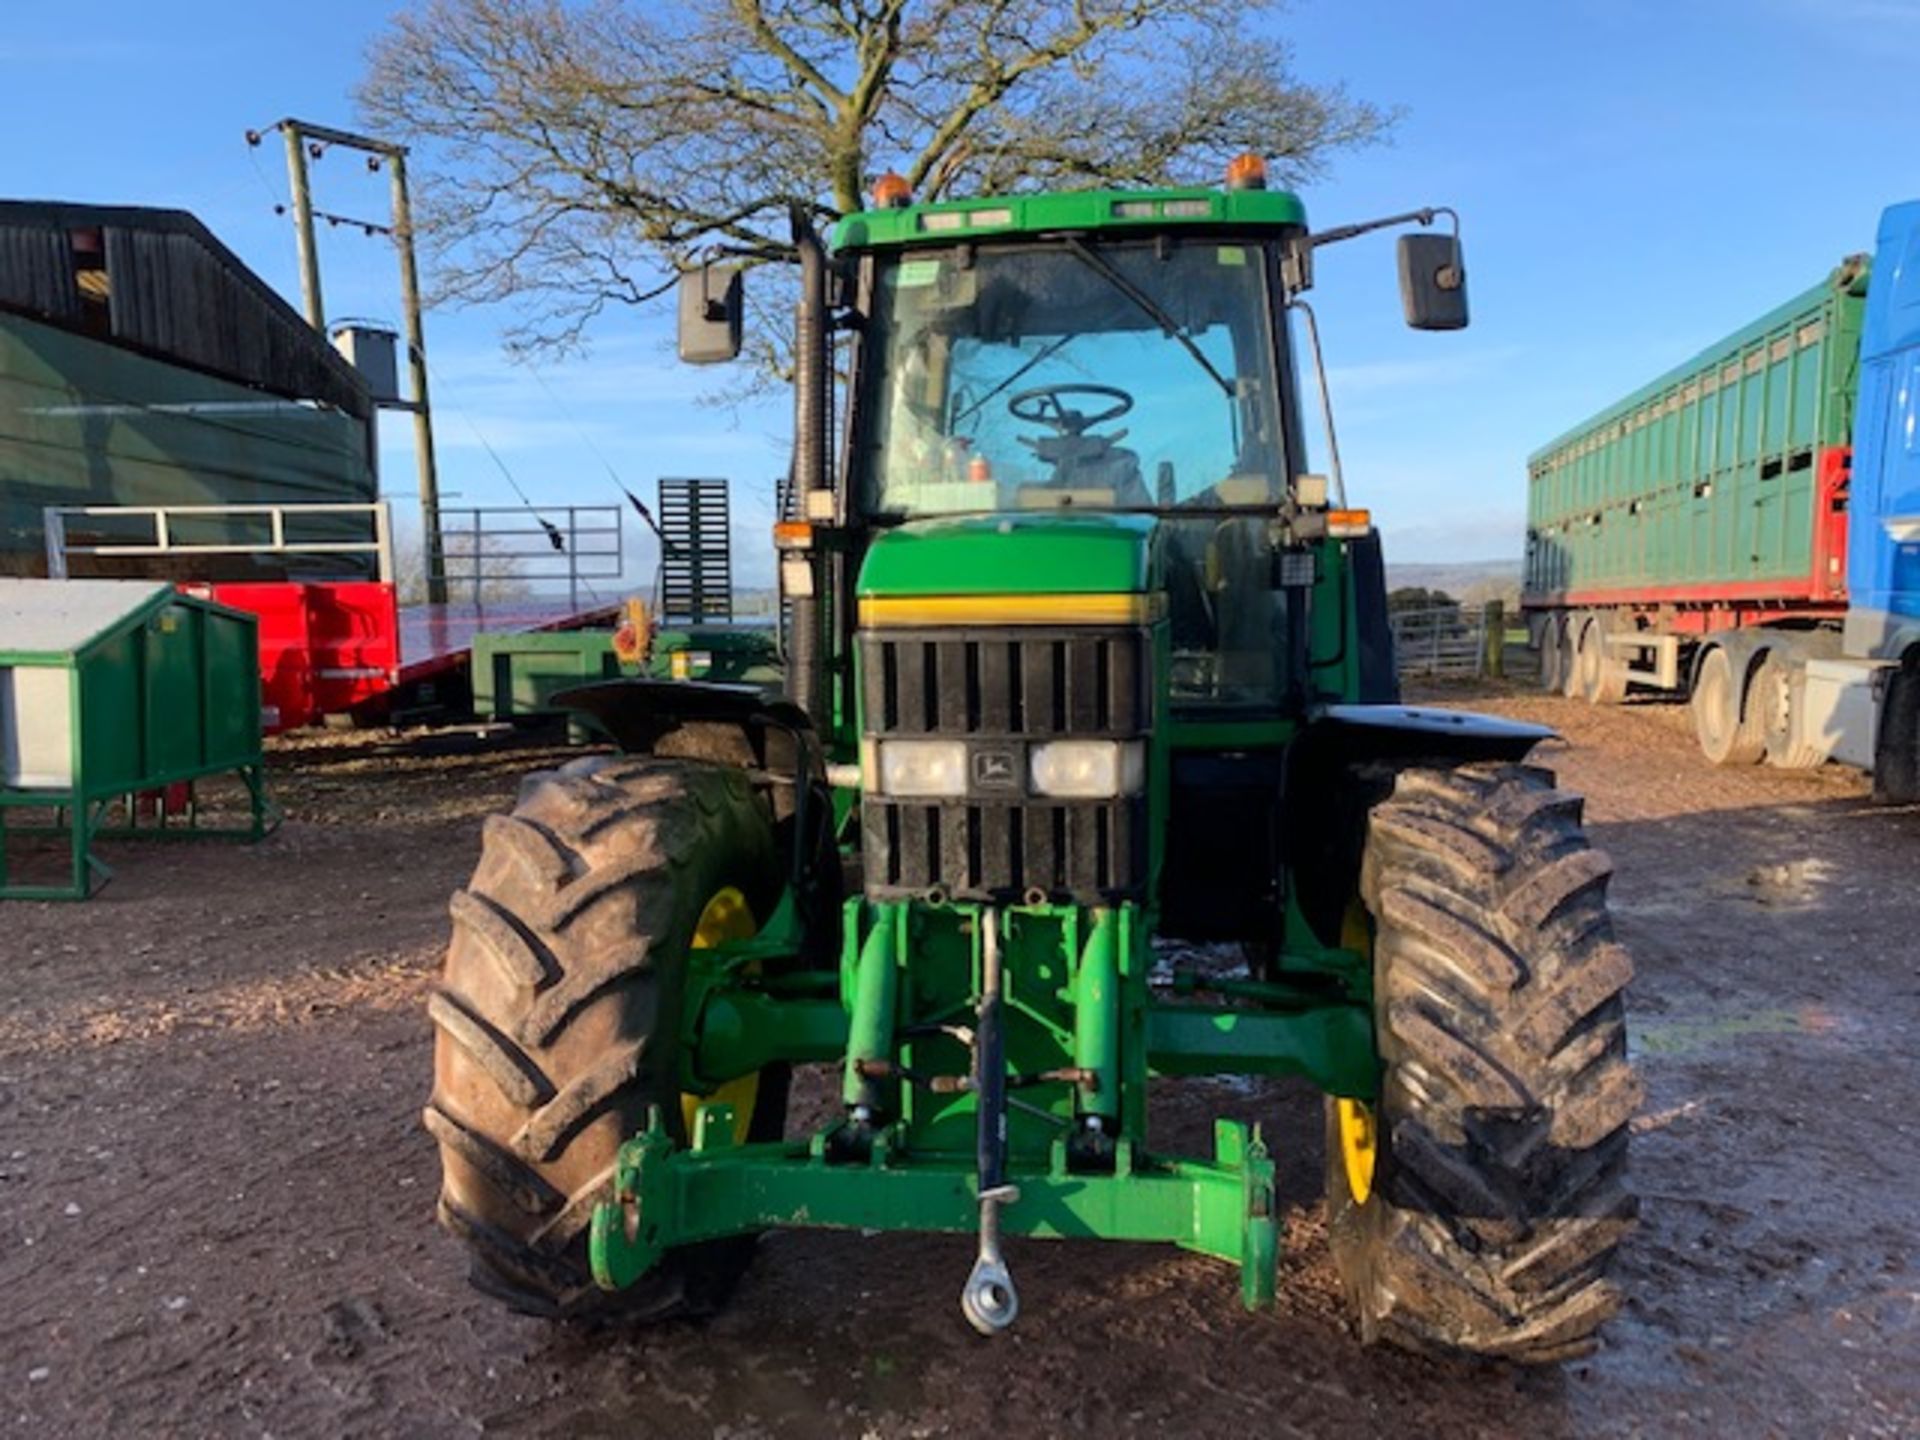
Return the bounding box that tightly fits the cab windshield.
[859,240,1286,517]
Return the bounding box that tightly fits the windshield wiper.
[950,331,1075,430]
[1062,238,1235,398]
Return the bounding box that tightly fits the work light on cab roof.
[1225,152,1268,190]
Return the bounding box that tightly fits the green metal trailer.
[1523,258,1871,755]
[0,578,272,899]
[1526,258,1865,608]
[471,625,781,725]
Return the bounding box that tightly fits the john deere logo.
[971,749,1019,791]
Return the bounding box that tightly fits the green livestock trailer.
[1526,257,1865,610]
[1525,202,1920,794]
[0,578,271,898]
[1524,257,1867,719]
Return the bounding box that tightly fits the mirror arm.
[1308,205,1459,252]
[1284,207,1461,298]
[1290,298,1347,511]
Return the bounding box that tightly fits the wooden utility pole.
[270,118,447,603]
[282,127,324,329]
[384,148,445,604]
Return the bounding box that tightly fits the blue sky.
[5,0,1919,585]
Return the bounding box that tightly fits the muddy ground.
[2,685,1918,1438]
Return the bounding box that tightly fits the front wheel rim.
[1336,1098,1377,1206]
[681,885,760,1146]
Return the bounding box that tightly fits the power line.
[521,360,672,590]
[522,362,629,495]
[433,387,600,607]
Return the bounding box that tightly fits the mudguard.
[554,679,817,764]
[555,680,838,937]
[1305,702,1552,764]
[1284,703,1555,949]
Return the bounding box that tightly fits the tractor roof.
[831,185,1308,253]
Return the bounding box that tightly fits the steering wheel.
[1007,384,1134,435]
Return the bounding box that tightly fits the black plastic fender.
[553,679,840,954]
[1283,703,1556,949]
[554,679,818,766]
[1306,702,1553,764]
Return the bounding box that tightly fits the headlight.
[876,739,969,797]
[1028,740,1145,799]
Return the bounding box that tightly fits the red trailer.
[45,501,402,733]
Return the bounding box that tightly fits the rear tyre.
[425,755,787,1320]
[1690,647,1763,765]
[1326,763,1641,1363]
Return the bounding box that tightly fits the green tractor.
[424,158,1640,1361]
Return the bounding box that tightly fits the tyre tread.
[427,755,777,1320]
[1331,762,1640,1362]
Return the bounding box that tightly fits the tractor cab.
[852,216,1301,710]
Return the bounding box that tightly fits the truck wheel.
[1326,762,1640,1362]
[1690,647,1763,765]
[1538,616,1567,693]
[1874,653,1920,803]
[1758,655,1827,770]
[425,755,787,1319]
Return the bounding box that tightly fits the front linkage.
[589,897,1373,1330]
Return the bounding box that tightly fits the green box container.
[0,578,272,899]
[471,625,783,725]
[1525,257,1868,603]
[471,630,630,721]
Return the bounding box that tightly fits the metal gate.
[1391,605,1491,679]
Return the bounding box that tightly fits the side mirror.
[677,265,744,364]
[1398,232,1468,331]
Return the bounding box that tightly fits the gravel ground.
[2,689,1917,1438]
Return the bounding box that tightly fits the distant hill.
[1386,559,1522,608]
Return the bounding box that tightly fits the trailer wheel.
[1326,762,1640,1363]
[1576,618,1628,705]
[1690,647,1763,765]
[425,755,787,1320]
[1559,615,1588,698]
[1538,616,1567,693]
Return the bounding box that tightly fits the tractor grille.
[859,627,1150,902]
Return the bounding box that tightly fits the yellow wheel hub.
[1332,896,1378,1206]
[1336,1098,1377,1206]
[681,885,760,1148]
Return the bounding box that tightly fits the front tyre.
[1327,763,1641,1362]
[425,755,787,1320]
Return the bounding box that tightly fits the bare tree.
[359,0,1395,359]
[393,528,533,606]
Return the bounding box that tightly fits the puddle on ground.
[1632,1003,1848,1057]
[1732,857,1835,908]
[1613,856,1836,920]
